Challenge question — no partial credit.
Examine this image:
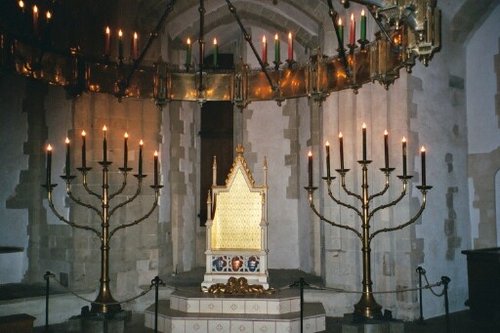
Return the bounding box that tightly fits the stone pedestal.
[341,314,404,333]
[67,309,131,333]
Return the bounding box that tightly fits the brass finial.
[236,144,244,155]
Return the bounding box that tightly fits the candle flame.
[308,151,312,157]
[47,144,52,151]
[139,139,144,146]
[274,33,279,40]
[65,137,70,144]
[187,37,191,45]
[18,1,24,9]
[33,5,38,13]
[134,32,138,40]
[124,132,129,138]
[325,141,330,147]
[46,11,51,20]
[154,150,158,157]
[262,35,266,43]
[362,122,366,129]
[338,17,342,26]
[339,132,343,138]
[81,130,86,136]
[402,136,407,143]
[213,38,217,45]
[105,26,110,35]
[384,129,388,135]
[361,9,365,16]
[351,13,354,21]
[288,32,292,39]
[102,125,107,131]
[421,146,426,152]
[118,29,123,38]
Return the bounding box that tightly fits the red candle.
[287,32,293,61]
[384,130,389,168]
[124,132,128,169]
[402,137,407,176]
[339,132,344,170]
[262,35,267,64]
[65,137,71,177]
[154,150,159,186]
[81,130,86,168]
[420,146,426,186]
[308,151,313,187]
[349,13,356,45]
[46,144,52,186]
[104,26,111,56]
[325,141,331,180]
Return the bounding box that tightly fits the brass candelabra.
[43,127,162,315]
[305,125,431,320]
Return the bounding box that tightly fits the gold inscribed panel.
[211,169,262,250]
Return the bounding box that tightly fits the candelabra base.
[67,307,131,333]
[353,292,383,320]
[341,313,405,333]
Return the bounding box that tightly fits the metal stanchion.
[416,266,426,323]
[441,276,451,333]
[44,271,54,332]
[151,276,165,333]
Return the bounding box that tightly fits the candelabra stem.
[91,162,121,314]
[354,162,382,320]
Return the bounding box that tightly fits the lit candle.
[138,140,143,176]
[118,29,123,60]
[262,35,267,64]
[65,137,71,177]
[402,137,407,176]
[362,123,367,161]
[18,1,24,11]
[213,38,218,67]
[32,5,38,35]
[325,141,331,180]
[339,132,344,170]
[308,151,313,187]
[132,32,138,60]
[287,32,293,61]
[102,125,107,162]
[360,10,367,41]
[349,13,356,45]
[384,130,389,168]
[274,33,280,63]
[337,17,344,47]
[154,151,159,186]
[420,146,426,186]
[124,132,128,169]
[105,26,111,56]
[46,10,51,22]
[186,37,192,65]
[46,144,52,186]
[81,130,86,168]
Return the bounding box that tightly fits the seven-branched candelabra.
[305,124,431,320]
[43,126,162,315]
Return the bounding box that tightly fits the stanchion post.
[43,271,54,332]
[299,278,304,333]
[416,266,426,324]
[441,276,451,333]
[151,276,165,333]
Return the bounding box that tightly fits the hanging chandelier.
[0,0,440,108]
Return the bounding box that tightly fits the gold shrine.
[202,145,269,290]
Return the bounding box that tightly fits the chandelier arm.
[369,191,426,241]
[108,173,128,201]
[109,191,159,240]
[108,181,142,218]
[47,191,101,238]
[225,0,277,92]
[365,6,395,47]
[124,0,177,89]
[339,174,362,201]
[309,199,362,239]
[368,181,407,219]
[326,0,351,78]
[368,174,390,201]
[327,185,363,218]
[66,186,103,220]
[81,172,103,200]
[198,0,205,93]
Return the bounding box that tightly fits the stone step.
[144,300,326,333]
